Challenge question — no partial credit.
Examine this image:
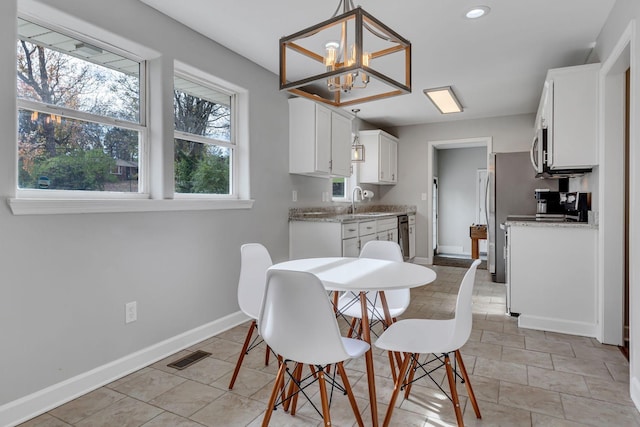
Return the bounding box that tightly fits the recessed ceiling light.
[465,6,490,19]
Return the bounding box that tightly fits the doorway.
[426,137,493,266]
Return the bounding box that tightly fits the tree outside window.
[173,75,235,195]
[16,18,142,192]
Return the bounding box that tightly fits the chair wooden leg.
[387,351,397,383]
[382,352,412,427]
[317,370,332,427]
[337,362,365,427]
[286,363,304,414]
[347,318,358,338]
[404,355,418,399]
[262,361,287,427]
[443,353,464,427]
[276,356,287,407]
[265,345,271,366]
[456,350,481,419]
[229,320,256,389]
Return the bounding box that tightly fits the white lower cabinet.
[508,224,597,337]
[376,217,398,242]
[408,214,416,259]
[290,217,399,259]
[342,237,359,257]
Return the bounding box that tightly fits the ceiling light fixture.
[279,0,412,107]
[351,109,365,162]
[423,86,463,114]
[465,6,491,19]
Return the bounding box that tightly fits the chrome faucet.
[352,186,363,214]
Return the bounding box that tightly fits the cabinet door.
[330,112,352,177]
[378,133,398,183]
[389,228,399,243]
[546,64,598,169]
[388,138,397,183]
[360,233,377,253]
[408,224,415,259]
[379,135,390,182]
[342,237,359,257]
[315,105,332,174]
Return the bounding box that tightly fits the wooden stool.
[469,225,487,259]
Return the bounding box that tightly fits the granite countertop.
[505,217,598,229]
[289,205,417,223]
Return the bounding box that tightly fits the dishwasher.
[397,215,409,260]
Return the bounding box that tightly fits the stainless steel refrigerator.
[488,152,553,283]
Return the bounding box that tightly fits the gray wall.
[379,113,535,260]
[436,147,487,255]
[2,0,294,406]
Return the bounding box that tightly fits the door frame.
[598,21,634,346]
[425,137,493,265]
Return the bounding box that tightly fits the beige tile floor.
[19,265,639,427]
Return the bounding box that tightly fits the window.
[332,177,347,199]
[174,74,236,196]
[10,14,252,214]
[16,18,144,194]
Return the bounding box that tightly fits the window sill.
[7,198,255,215]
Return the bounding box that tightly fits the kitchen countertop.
[289,205,416,223]
[505,216,598,229]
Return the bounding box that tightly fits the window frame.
[9,12,253,215]
[172,70,239,199]
[15,15,148,199]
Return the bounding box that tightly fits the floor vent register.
[167,350,211,370]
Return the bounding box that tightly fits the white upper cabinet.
[538,63,599,169]
[358,130,398,185]
[289,97,352,177]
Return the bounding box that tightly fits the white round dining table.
[269,257,437,427]
[270,257,436,291]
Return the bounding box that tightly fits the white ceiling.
[140,0,615,128]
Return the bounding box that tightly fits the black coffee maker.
[534,190,564,215]
[563,192,592,222]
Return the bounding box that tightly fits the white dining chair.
[374,259,482,427]
[228,243,273,390]
[259,269,369,427]
[337,240,409,336]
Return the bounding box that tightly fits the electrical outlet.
[421,192,428,201]
[125,301,137,323]
[292,190,297,202]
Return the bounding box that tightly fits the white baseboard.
[517,314,597,338]
[0,311,249,427]
[413,256,431,265]
[436,245,465,255]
